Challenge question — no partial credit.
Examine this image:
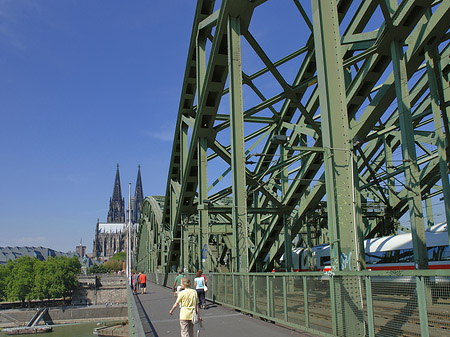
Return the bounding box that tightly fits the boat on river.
[3,325,52,335]
[3,307,52,335]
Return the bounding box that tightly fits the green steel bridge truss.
[136,0,450,279]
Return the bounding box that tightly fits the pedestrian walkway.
[134,282,317,337]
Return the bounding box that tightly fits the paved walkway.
[134,283,317,337]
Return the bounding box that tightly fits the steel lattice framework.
[136,0,450,282]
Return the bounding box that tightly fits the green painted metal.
[127,285,146,337]
[425,47,450,239]
[390,38,428,270]
[364,276,375,337]
[227,14,249,273]
[198,137,209,271]
[311,0,364,334]
[416,275,430,337]
[135,0,450,333]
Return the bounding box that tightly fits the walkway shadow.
[375,293,417,337]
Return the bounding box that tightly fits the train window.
[439,245,450,261]
[365,251,387,264]
[398,249,414,262]
[320,256,330,266]
[427,247,439,261]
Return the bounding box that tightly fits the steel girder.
[135,197,166,273]
[138,0,450,276]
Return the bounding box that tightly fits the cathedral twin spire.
[107,164,143,224]
[133,165,144,223]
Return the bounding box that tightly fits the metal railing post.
[283,275,288,321]
[364,276,375,337]
[303,276,309,329]
[416,276,430,337]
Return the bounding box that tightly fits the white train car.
[290,223,450,272]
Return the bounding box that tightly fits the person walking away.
[139,272,147,294]
[198,269,207,285]
[173,270,185,297]
[169,278,201,337]
[199,269,208,292]
[194,271,206,309]
[133,272,139,294]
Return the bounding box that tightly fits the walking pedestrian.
[169,277,201,337]
[172,269,185,297]
[194,271,206,309]
[132,272,139,294]
[139,272,147,294]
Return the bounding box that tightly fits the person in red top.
[139,272,147,294]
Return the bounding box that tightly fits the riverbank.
[0,304,127,328]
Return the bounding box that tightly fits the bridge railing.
[149,270,450,337]
[127,285,146,337]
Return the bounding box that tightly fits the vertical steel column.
[306,218,313,270]
[425,197,434,228]
[311,0,364,334]
[180,123,189,184]
[281,146,292,272]
[198,137,209,271]
[227,15,248,272]
[169,183,178,272]
[384,136,397,203]
[182,214,189,271]
[253,191,261,251]
[311,0,361,272]
[390,40,428,269]
[425,48,450,232]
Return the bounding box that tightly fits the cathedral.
[92,165,144,260]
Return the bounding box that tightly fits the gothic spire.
[107,164,125,223]
[133,165,144,223]
[134,165,143,201]
[112,163,122,201]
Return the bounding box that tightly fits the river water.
[0,321,113,337]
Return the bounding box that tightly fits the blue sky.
[0,1,197,252]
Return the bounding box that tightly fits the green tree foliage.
[110,252,126,262]
[0,265,8,301]
[87,253,125,274]
[6,256,36,302]
[104,259,123,272]
[2,256,81,303]
[88,263,108,274]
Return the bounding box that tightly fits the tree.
[104,259,123,272]
[0,265,8,301]
[110,252,126,262]
[88,263,108,274]
[6,256,36,302]
[45,256,81,299]
[31,260,51,300]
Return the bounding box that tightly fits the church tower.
[107,164,125,223]
[132,165,144,223]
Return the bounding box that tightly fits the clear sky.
[0,1,197,252]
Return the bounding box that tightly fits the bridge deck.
[134,282,317,337]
